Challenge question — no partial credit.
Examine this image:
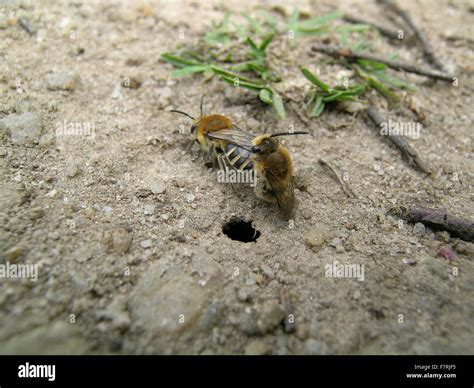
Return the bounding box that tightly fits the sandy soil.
[0,0,473,355]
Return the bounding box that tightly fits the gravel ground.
[0,0,473,355]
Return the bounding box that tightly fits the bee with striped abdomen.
[206,130,309,219]
[170,99,253,171]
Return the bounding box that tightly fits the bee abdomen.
[225,144,253,171]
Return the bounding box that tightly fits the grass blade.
[301,68,330,92]
[270,90,286,119]
[218,75,265,91]
[160,53,200,68]
[171,65,208,78]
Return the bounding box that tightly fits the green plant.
[301,67,365,117]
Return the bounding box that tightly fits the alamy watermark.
[55,120,96,139]
[0,261,38,282]
[380,118,421,140]
[217,167,257,187]
[18,363,55,382]
[325,260,365,282]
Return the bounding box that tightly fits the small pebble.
[112,227,132,254]
[46,71,79,91]
[237,287,252,302]
[101,206,113,214]
[66,161,81,178]
[329,238,343,248]
[438,245,455,262]
[0,112,43,146]
[143,204,155,215]
[140,239,153,249]
[305,230,328,252]
[260,264,275,279]
[413,222,426,236]
[111,84,121,99]
[150,180,166,194]
[122,75,142,89]
[244,339,270,355]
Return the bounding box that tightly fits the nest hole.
[222,218,260,243]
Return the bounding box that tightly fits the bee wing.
[204,128,254,150]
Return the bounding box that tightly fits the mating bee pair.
[171,100,308,219]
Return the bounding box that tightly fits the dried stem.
[365,106,431,174]
[318,158,355,198]
[343,14,401,40]
[378,0,447,72]
[311,43,454,82]
[398,207,474,242]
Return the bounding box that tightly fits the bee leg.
[254,179,277,204]
[216,153,226,171]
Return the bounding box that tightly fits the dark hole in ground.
[222,218,260,243]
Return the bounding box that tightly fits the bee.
[170,98,254,171]
[206,130,309,219]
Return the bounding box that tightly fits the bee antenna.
[270,131,310,138]
[200,95,205,117]
[170,110,195,120]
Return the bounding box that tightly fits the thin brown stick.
[318,158,355,198]
[397,207,474,242]
[343,15,401,40]
[365,106,431,174]
[378,0,446,72]
[311,43,454,82]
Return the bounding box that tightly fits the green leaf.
[294,26,328,36]
[271,91,286,119]
[309,94,324,117]
[288,8,300,27]
[170,65,208,78]
[336,24,371,33]
[220,11,231,29]
[287,8,299,48]
[375,71,416,91]
[245,37,259,52]
[301,68,330,92]
[218,75,265,91]
[356,59,387,71]
[210,65,256,83]
[231,61,254,72]
[322,90,346,102]
[354,65,397,102]
[259,33,275,52]
[160,54,200,68]
[259,88,273,104]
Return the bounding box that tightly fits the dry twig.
[343,14,401,40]
[311,43,454,82]
[378,0,446,72]
[318,158,355,198]
[365,106,431,174]
[397,207,474,242]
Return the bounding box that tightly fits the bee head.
[251,135,279,156]
[251,131,310,156]
[190,118,201,134]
